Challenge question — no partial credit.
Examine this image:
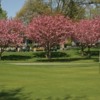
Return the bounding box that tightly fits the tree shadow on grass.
[36,57,98,62]
[94,59,99,62]
[0,88,32,100]
[0,88,89,100]
[2,55,32,61]
[73,95,89,100]
[90,51,99,56]
[34,51,99,62]
[35,95,88,100]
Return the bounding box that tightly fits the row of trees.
[16,0,100,23]
[16,0,85,23]
[0,15,100,59]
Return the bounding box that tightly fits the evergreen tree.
[0,0,7,19]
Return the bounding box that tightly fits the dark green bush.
[33,51,68,58]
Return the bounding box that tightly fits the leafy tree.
[77,0,100,19]
[16,0,86,22]
[27,15,73,59]
[49,0,85,19]
[0,19,25,60]
[16,0,51,23]
[91,1,100,18]
[0,4,7,19]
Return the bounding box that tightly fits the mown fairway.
[0,62,100,100]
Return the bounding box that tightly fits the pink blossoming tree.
[73,18,100,56]
[0,19,25,60]
[28,15,73,58]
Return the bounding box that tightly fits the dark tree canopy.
[0,3,7,19]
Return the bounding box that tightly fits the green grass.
[0,62,100,100]
[0,48,99,99]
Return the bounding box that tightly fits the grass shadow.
[0,88,89,100]
[73,95,89,100]
[0,88,32,100]
[90,51,99,56]
[34,50,99,62]
[2,55,32,61]
[36,57,98,62]
[35,95,88,100]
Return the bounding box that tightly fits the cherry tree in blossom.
[73,18,100,56]
[0,19,25,59]
[28,15,73,58]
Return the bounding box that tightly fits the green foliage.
[54,0,85,19]
[15,0,100,21]
[16,0,51,23]
[0,6,7,19]
[90,5,100,18]
[16,0,86,22]
[33,51,68,58]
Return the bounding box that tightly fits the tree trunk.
[45,50,51,59]
[81,45,85,56]
[0,52,2,60]
[87,46,91,58]
[45,44,51,59]
[0,48,4,60]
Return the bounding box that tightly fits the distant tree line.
[0,15,100,59]
[15,0,100,23]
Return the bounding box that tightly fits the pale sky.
[1,0,26,18]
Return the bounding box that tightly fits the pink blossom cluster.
[0,19,25,47]
[73,18,100,46]
[27,15,73,49]
[0,15,99,50]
